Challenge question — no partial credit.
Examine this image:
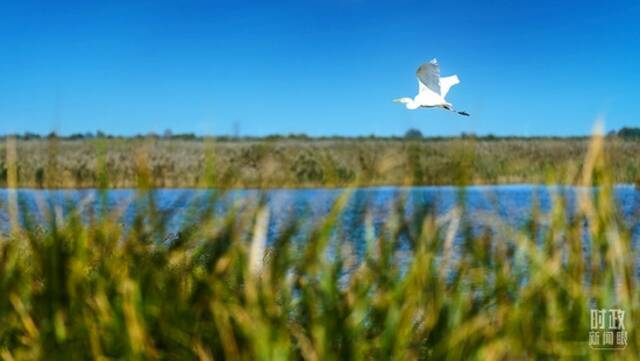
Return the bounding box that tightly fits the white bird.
[394,58,469,116]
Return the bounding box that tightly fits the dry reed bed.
[1,137,639,188]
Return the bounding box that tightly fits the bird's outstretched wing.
[439,75,459,98]
[416,58,441,95]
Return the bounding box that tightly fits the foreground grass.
[0,134,638,360]
[1,136,640,188]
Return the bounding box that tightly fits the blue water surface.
[1,185,639,251]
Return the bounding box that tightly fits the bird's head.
[393,97,418,110]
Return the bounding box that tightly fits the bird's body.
[394,58,469,116]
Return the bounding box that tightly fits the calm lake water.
[2,185,640,245]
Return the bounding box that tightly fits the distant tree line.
[2,126,639,141]
[2,130,317,141]
[615,127,640,139]
[4,130,203,141]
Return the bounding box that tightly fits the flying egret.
[394,58,469,116]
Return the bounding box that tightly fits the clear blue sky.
[2,0,639,137]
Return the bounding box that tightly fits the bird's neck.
[406,100,419,110]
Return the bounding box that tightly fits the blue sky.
[2,0,639,136]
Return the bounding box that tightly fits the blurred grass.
[0,133,639,359]
[1,136,640,188]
